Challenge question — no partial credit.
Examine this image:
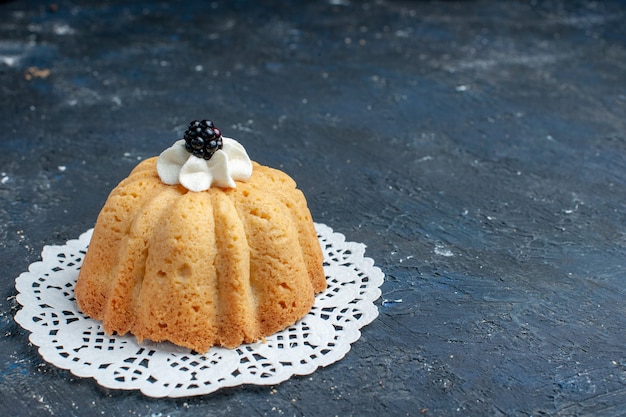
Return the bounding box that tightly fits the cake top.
[156,120,253,192]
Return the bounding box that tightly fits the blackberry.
[183,120,223,160]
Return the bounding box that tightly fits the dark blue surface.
[1,0,626,415]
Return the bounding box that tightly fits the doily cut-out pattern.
[14,223,384,397]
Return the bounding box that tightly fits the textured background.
[1,0,625,415]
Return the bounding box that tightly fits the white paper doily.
[14,223,384,397]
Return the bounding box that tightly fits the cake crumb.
[24,67,51,80]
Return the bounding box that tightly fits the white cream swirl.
[156,138,253,191]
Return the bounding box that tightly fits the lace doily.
[14,223,384,397]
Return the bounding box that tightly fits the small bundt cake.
[74,120,326,352]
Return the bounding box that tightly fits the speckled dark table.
[1,0,626,415]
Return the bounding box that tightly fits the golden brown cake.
[75,122,326,352]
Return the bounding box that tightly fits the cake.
[74,120,326,352]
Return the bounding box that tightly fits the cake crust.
[75,158,326,352]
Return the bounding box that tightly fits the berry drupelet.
[183,120,223,160]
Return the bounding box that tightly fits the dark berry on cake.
[184,120,223,160]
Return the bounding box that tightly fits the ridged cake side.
[74,157,326,352]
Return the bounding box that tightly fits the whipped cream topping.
[156,138,253,191]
